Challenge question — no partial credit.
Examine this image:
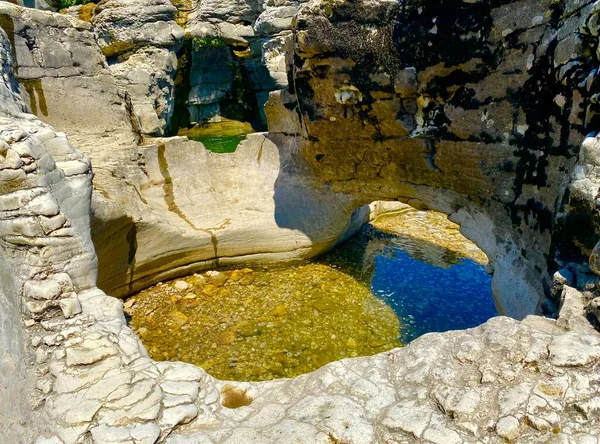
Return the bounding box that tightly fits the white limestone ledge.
[29,280,600,444]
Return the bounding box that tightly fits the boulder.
[110,47,178,136]
[92,0,184,58]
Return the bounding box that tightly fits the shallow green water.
[177,119,252,153]
[188,135,245,153]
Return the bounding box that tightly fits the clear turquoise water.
[322,223,497,344]
[371,248,497,342]
[130,211,497,380]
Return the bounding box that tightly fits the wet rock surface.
[372,207,489,266]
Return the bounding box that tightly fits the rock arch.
[267,0,600,318]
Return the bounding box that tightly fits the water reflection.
[372,247,496,342]
[328,208,497,343]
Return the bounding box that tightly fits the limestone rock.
[496,416,521,441]
[109,48,178,136]
[205,271,227,286]
[2,2,600,443]
[254,6,299,35]
[173,281,190,291]
[58,295,82,319]
[92,0,184,58]
[285,0,599,319]
[189,0,265,24]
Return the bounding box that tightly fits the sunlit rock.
[2,0,600,442]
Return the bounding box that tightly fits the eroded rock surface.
[1,1,600,442]
[0,1,365,297]
[267,0,600,318]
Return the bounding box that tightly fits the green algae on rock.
[128,265,401,382]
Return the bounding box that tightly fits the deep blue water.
[371,247,497,343]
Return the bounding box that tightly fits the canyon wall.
[265,0,600,317]
[0,21,98,440]
[0,25,30,443]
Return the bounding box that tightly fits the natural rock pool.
[127,207,497,381]
[177,119,252,153]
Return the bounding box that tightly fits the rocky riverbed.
[127,207,495,381]
[127,265,400,381]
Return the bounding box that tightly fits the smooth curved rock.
[6,0,600,316]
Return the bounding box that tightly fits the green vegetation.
[192,36,227,51]
[59,0,92,9]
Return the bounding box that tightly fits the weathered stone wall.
[0,26,32,443]
[0,22,97,440]
[178,0,308,128]
[0,248,35,442]
[261,0,600,317]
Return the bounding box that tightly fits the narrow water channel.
[126,206,497,381]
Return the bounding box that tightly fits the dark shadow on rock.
[91,207,137,299]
